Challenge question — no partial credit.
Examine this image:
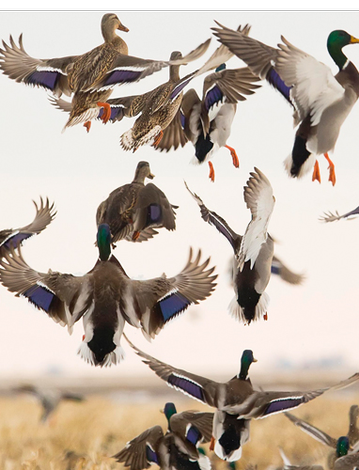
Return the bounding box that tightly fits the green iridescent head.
[327,30,359,69]
[239,350,257,380]
[163,402,177,423]
[336,436,349,457]
[97,224,112,261]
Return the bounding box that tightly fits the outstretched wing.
[271,255,305,285]
[126,248,217,339]
[237,168,275,270]
[0,246,92,332]
[319,206,359,223]
[0,34,77,96]
[284,412,337,448]
[170,410,214,444]
[125,336,220,407]
[113,425,164,470]
[185,181,241,251]
[0,197,56,254]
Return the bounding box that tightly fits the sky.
[1,10,359,384]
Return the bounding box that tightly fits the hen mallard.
[96,161,177,245]
[180,62,260,182]
[212,24,359,186]
[113,402,213,470]
[0,13,195,132]
[127,340,359,462]
[0,197,56,258]
[186,167,275,325]
[0,224,217,367]
[285,406,359,469]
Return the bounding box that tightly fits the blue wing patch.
[103,69,144,87]
[158,292,191,322]
[180,110,186,129]
[2,232,31,250]
[98,106,124,122]
[170,77,193,101]
[23,283,56,312]
[263,397,304,416]
[271,264,280,275]
[27,70,60,91]
[146,445,159,465]
[267,68,292,104]
[186,425,201,445]
[168,373,205,402]
[204,85,223,112]
[147,204,162,224]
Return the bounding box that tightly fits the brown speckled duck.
[0,13,181,132]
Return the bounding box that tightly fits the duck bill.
[148,172,155,179]
[350,36,359,44]
[118,22,129,32]
[252,357,258,362]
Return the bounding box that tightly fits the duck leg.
[152,130,164,148]
[225,144,240,168]
[83,121,91,133]
[324,153,336,186]
[132,231,140,241]
[312,160,321,183]
[208,161,215,182]
[209,436,215,451]
[97,102,111,124]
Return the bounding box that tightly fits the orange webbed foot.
[132,231,140,241]
[97,102,111,124]
[208,161,215,182]
[209,437,215,451]
[152,130,163,147]
[225,144,239,168]
[264,312,268,321]
[83,121,91,133]
[324,153,336,186]
[312,160,321,183]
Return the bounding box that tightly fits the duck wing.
[113,425,164,470]
[0,34,78,96]
[319,206,359,222]
[155,109,188,152]
[271,255,305,285]
[170,410,214,445]
[237,168,275,270]
[185,182,241,252]
[132,183,177,232]
[125,336,221,407]
[0,197,56,254]
[126,248,217,339]
[0,245,93,332]
[284,412,337,448]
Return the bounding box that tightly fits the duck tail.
[283,152,316,179]
[228,292,269,324]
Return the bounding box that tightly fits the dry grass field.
[0,388,359,470]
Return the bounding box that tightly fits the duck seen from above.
[0,197,56,258]
[212,24,359,185]
[113,402,213,470]
[127,340,359,462]
[96,161,177,245]
[0,223,217,367]
[0,13,194,132]
[186,167,275,325]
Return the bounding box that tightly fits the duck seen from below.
[212,23,359,185]
[113,401,213,470]
[96,161,177,245]
[127,339,359,462]
[186,167,275,324]
[0,223,217,367]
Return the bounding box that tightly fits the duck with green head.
[113,401,213,470]
[212,24,359,186]
[0,223,217,367]
[127,338,359,462]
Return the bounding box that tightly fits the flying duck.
[186,167,275,324]
[0,224,217,367]
[96,161,177,245]
[113,402,213,470]
[212,23,359,185]
[0,197,56,258]
[126,340,359,462]
[319,205,359,223]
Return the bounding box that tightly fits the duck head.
[133,161,155,183]
[336,436,349,458]
[238,350,257,380]
[101,13,129,42]
[97,224,112,261]
[162,402,177,431]
[327,30,359,69]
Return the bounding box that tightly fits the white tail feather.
[77,342,125,367]
[214,439,242,462]
[228,292,270,324]
[283,153,317,179]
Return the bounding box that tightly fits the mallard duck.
[14,384,84,423]
[333,438,359,470]
[285,406,359,469]
[96,161,177,245]
[319,206,359,223]
[186,167,275,324]
[0,14,193,132]
[113,402,213,470]
[212,24,359,186]
[0,197,56,258]
[127,340,359,462]
[0,224,217,367]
